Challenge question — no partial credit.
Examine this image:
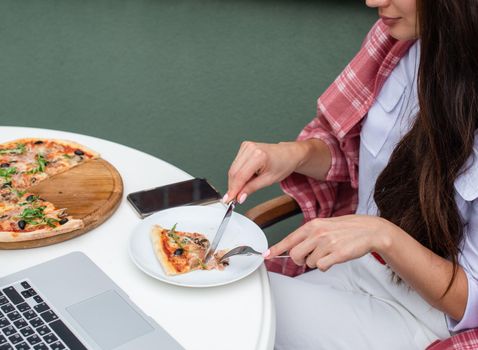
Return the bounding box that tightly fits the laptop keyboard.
[0,280,87,350]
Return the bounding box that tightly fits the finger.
[236,174,273,202]
[237,140,253,157]
[289,236,319,266]
[228,149,267,200]
[315,253,339,272]
[266,228,307,259]
[305,246,330,269]
[229,142,252,176]
[227,151,259,200]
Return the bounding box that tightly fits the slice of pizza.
[0,138,100,189]
[0,191,83,242]
[150,224,229,276]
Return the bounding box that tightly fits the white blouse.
[358,41,478,331]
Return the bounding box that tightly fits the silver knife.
[204,200,236,263]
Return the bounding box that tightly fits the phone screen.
[127,178,221,217]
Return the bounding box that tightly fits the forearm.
[283,139,331,181]
[377,224,468,321]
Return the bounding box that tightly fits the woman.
[224,0,478,349]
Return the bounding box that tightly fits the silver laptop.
[0,252,183,350]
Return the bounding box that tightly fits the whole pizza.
[0,138,100,242]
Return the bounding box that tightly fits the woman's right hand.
[224,141,308,204]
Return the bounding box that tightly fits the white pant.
[270,254,450,350]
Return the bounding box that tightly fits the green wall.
[0,0,376,243]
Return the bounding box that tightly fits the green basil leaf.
[0,143,26,155]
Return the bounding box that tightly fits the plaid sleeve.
[426,329,478,349]
[297,113,351,183]
[279,108,361,225]
[273,113,359,277]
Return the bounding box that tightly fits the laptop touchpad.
[66,290,154,350]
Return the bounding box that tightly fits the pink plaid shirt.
[265,19,478,349]
[265,19,413,276]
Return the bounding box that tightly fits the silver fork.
[219,245,290,262]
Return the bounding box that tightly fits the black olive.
[0,163,9,168]
[59,218,69,225]
[74,149,84,156]
[199,239,209,248]
[173,248,184,256]
[1,182,11,189]
[34,140,44,145]
[26,195,36,202]
[18,220,26,230]
[193,238,209,247]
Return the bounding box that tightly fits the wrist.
[278,139,331,181]
[278,141,311,170]
[373,218,401,256]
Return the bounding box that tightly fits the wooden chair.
[244,194,301,229]
[245,194,476,350]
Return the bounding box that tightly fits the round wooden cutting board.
[0,159,123,249]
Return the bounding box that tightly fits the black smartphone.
[127,178,222,218]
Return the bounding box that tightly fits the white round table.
[0,126,275,350]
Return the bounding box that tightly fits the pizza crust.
[0,219,84,242]
[2,138,101,159]
[150,225,180,275]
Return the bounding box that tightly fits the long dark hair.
[374,0,478,294]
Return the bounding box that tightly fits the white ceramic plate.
[129,205,268,288]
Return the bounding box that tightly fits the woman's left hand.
[264,215,397,271]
